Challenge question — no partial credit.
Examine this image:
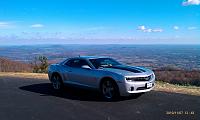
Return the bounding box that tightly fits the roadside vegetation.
[0,57,32,72]
[155,81,200,96]
[0,56,48,73]
[154,66,200,87]
[31,56,49,73]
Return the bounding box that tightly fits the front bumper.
[117,77,155,96]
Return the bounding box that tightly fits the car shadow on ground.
[19,83,143,102]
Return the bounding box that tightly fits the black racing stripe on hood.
[110,65,145,73]
[134,67,146,72]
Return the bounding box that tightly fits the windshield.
[89,58,121,69]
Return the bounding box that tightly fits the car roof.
[72,56,109,60]
[60,56,112,65]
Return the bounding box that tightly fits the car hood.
[101,65,152,76]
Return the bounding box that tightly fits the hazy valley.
[0,44,199,70]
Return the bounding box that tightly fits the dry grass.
[0,72,200,96]
[155,81,200,96]
[0,72,48,79]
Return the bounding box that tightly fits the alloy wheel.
[52,75,61,90]
[102,80,115,99]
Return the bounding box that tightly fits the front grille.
[126,75,152,81]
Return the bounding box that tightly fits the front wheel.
[51,74,64,91]
[100,79,119,101]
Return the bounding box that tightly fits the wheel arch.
[99,77,119,91]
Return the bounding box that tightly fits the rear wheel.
[100,79,119,101]
[51,74,64,91]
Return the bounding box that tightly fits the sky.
[0,0,200,45]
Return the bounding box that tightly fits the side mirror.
[81,65,91,70]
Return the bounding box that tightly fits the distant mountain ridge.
[0,45,199,70]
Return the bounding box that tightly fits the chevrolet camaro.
[48,56,155,100]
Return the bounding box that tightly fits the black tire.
[51,74,64,92]
[100,79,119,101]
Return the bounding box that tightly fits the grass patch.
[0,72,48,79]
[155,81,200,96]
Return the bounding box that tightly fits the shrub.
[32,56,49,73]
[0,57,32,72]
[155,70,200,87]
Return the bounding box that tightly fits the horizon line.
[0,43,200,47]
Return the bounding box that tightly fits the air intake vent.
[126,74,152,81]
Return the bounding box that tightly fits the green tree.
[32,56,49,73]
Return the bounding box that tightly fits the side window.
[65,59,90,68]
[65,59,74,67]
[79,60,90,68]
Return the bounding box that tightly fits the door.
[64,59,98,88]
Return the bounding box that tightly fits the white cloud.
[182,0,200,6]
[0,22,9,26]
[137,25,163,33]
[173,26,179,30]
[138,25,146,31]
[145,29,152,33]
[188,26,197,30]
[0,22,12,29]
[30,24,44,28]
[152,29,163,32]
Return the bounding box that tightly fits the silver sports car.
[48,56,155,100]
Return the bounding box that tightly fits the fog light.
[130,87,134,91]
